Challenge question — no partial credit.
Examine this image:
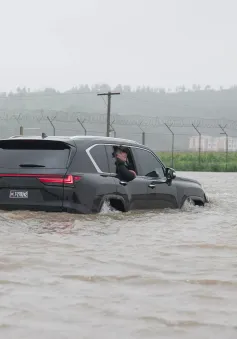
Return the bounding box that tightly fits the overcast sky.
[0,0,236,92]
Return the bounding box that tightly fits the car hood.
[174,175,202,186]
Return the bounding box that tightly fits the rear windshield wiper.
[19,164,45,168]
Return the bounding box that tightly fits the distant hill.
[1,84,237,119]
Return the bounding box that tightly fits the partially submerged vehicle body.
[0,135,208,213]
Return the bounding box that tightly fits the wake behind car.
[0,135,208,213]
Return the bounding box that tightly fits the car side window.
[89,145,109,173]
[133,148,165,178]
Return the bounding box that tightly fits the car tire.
[181,196,195,209]
[186,197,195,206]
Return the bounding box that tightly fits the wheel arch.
[98,194,127,212]
[181,195,205,208]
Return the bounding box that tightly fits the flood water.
[0,172,237,339]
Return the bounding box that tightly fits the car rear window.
[0,140,71,169]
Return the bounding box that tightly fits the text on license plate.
[9,190,28,199]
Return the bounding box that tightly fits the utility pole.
[97,91,120,137]
[110,119,116,138]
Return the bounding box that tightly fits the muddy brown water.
[0,172,237,339]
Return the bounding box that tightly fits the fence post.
[77,118,87,135]
[137,123,145,145]
[13,114,23,136]
[164,123,174,168]
[14,113,22,124]
[47,116,56,136]
[192,123,202,165]
[142,131,145,145]
[219,124,228,171]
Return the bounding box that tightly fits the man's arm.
[115,158,136,182]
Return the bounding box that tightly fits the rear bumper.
[0,202,94,214]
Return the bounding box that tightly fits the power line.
[99,95,108,107]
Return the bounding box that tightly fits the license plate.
[9,190,28,199]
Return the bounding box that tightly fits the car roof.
[6,135,142,147]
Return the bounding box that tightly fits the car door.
[132,147,178,209]
[104,145,151,210]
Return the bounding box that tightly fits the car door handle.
[120,181,127,186]
[148,183,156,189]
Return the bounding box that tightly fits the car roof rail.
[69,135,140,144]
[8,132,48,139]
[8,135,22,139]
[6,134,141,145]
[8,135,42,139]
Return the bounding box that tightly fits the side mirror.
[165,167,176,180]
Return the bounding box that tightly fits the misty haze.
[1,1,237,339]
[1,0,237,153]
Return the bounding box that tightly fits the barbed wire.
[0,109,237,130]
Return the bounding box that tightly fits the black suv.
[0,135,208,214]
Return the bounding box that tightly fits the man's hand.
[116,152,127,162]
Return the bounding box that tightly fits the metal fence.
[1,110,237,171]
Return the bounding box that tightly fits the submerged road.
[0,172,237,339]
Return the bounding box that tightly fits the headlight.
[200,184,209,202]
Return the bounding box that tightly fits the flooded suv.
[0,135,208,213]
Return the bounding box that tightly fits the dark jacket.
[115,158,136,182]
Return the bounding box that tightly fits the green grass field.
[157,151,237,172]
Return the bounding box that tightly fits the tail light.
[0,174,81,185]
[38,175,81,185]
